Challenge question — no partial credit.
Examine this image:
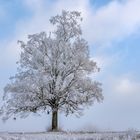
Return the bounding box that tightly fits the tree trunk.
[51,109,58,131]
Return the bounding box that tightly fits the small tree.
[0,11,103,131]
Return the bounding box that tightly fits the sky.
[0,0,140,132]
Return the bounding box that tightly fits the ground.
[0,131,140,140]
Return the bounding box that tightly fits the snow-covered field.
[0,131,140,140]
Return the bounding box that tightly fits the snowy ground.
[0,131,140,140]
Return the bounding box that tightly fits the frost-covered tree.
[0,11,103,131]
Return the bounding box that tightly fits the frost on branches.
[0,11,103,131]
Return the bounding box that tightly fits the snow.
[0,132,139,140]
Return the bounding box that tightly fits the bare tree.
[0,11,103,131]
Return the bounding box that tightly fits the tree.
[0,10,103,131]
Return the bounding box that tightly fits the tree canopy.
[0,10,103,130]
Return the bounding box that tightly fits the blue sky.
[90,0,113,8]
[0,0,140,132]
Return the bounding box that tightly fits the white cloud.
[114,77,140,96]
[93,52,121,71]
[0,41,20,67]
[105,74,140,98]
[83,0,140,46]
